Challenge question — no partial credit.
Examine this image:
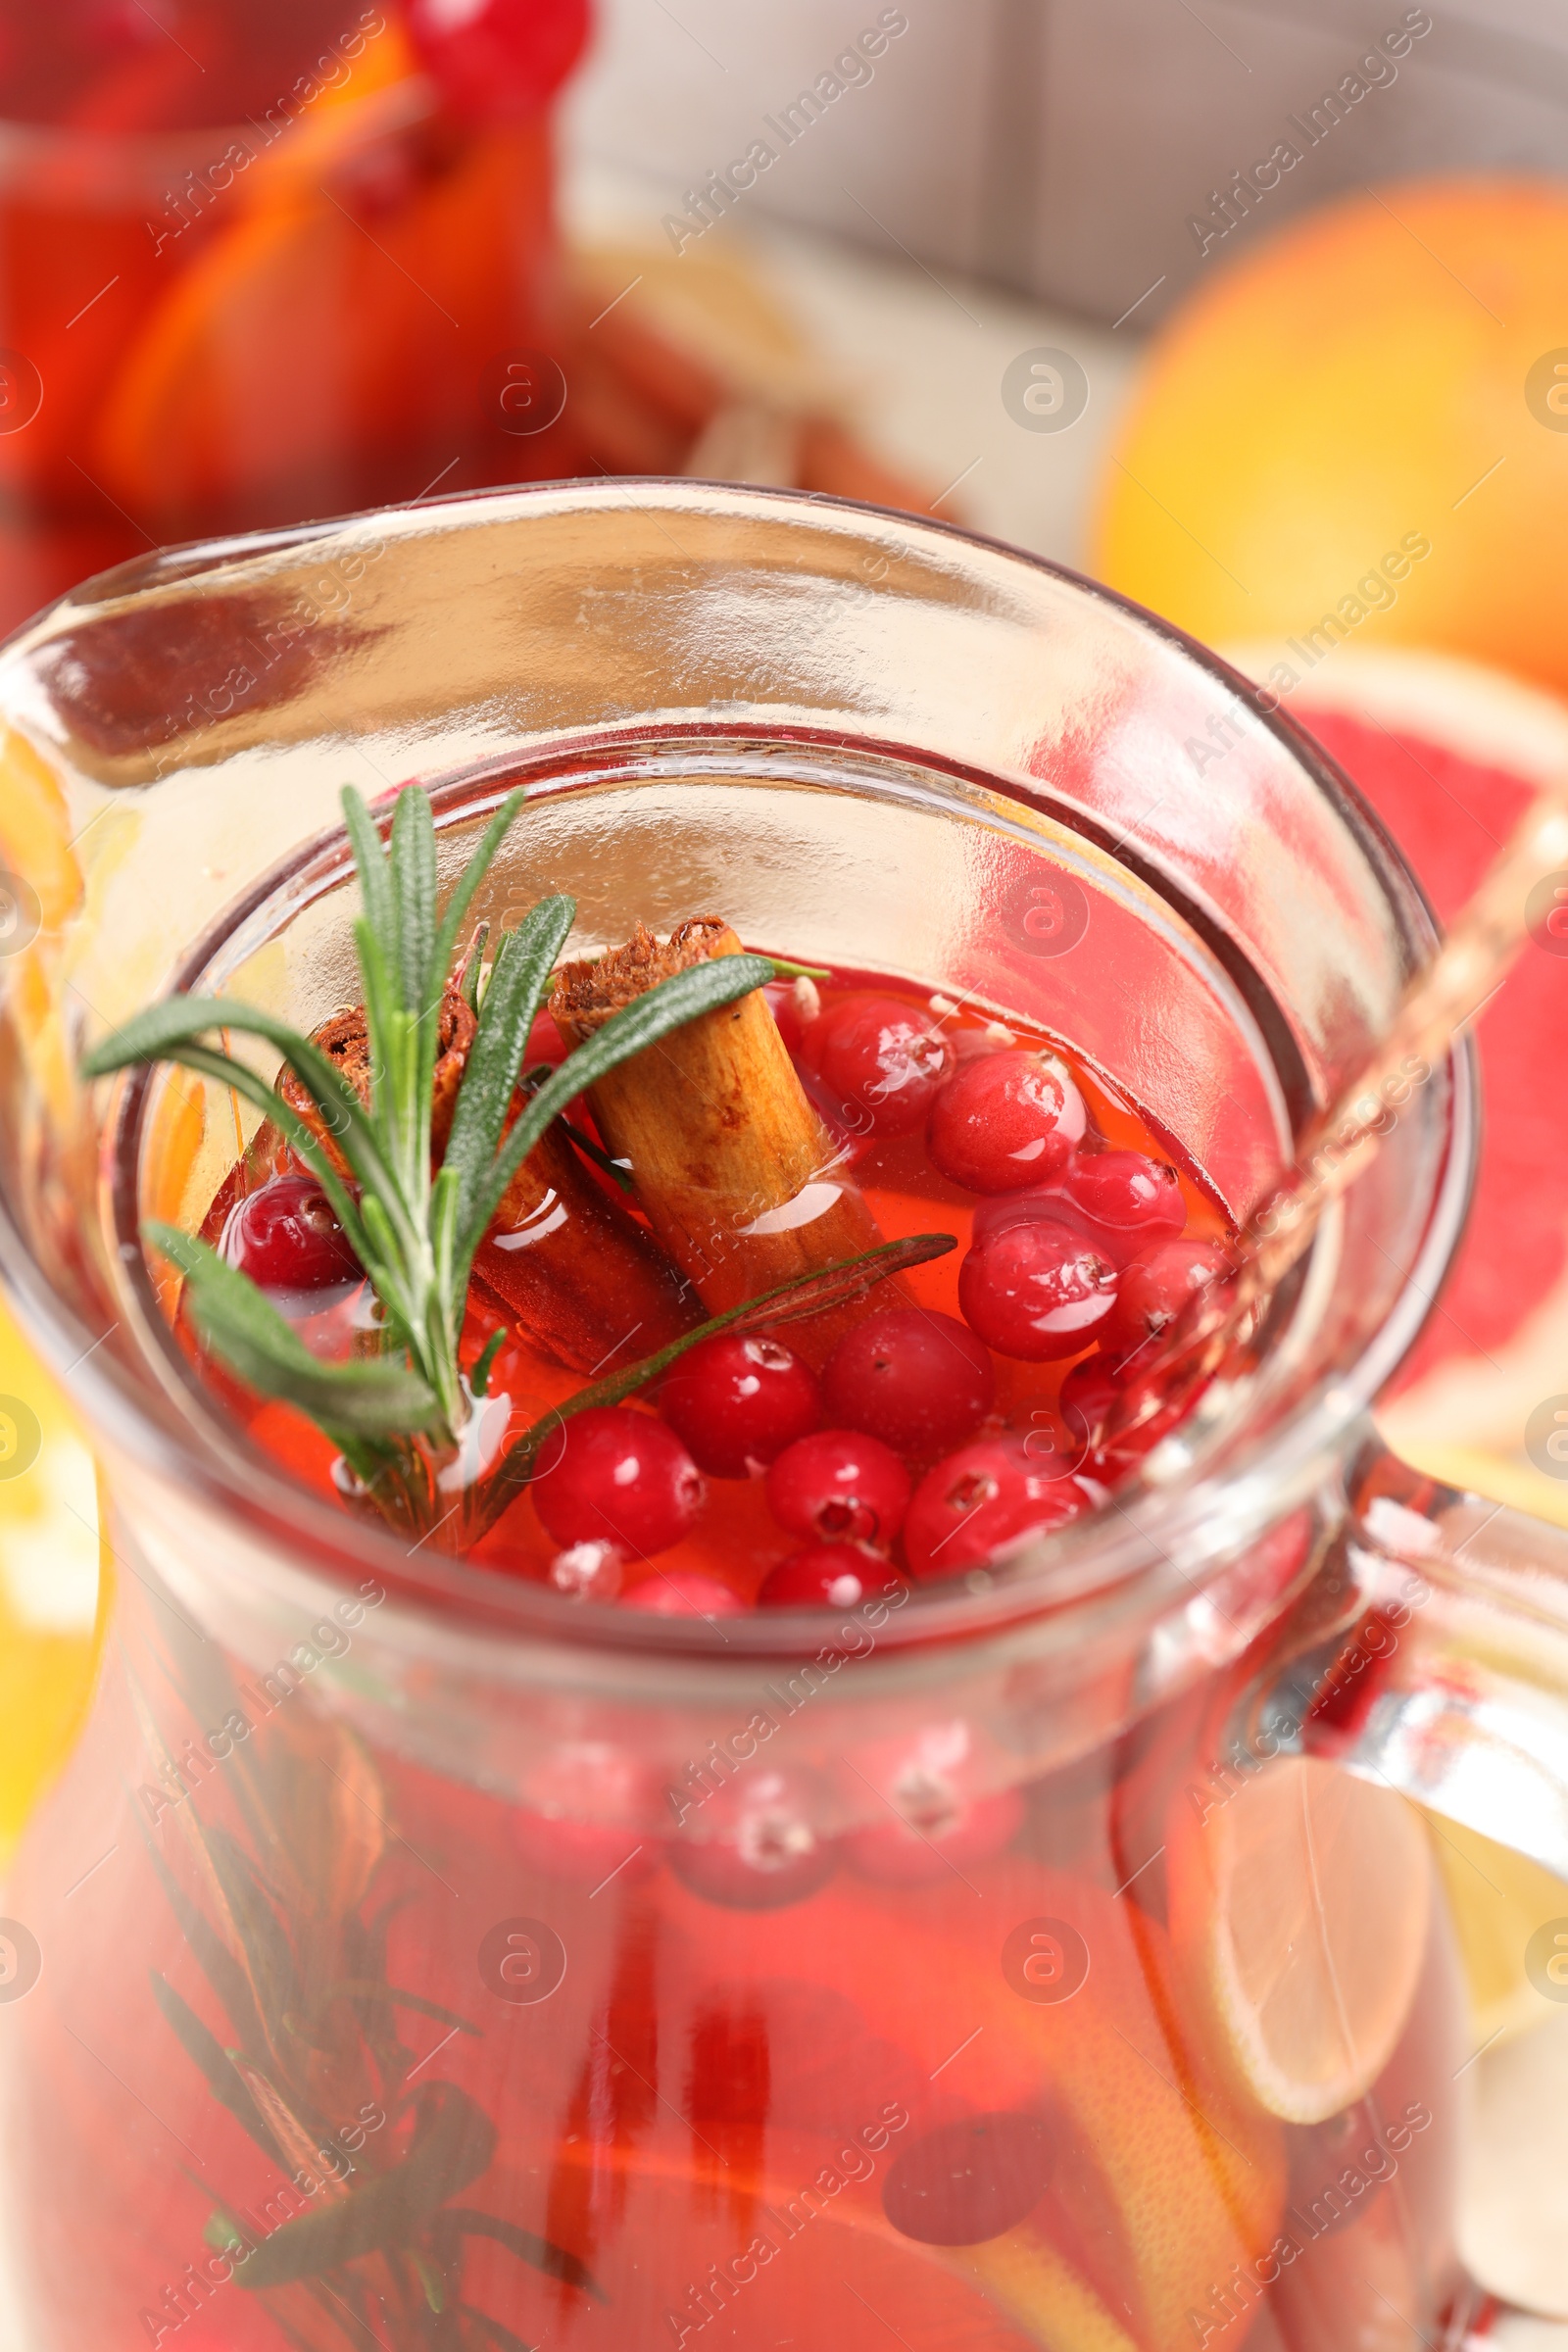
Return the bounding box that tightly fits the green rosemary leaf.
[233,2082,497,2289]
[353,913,398,1130]
[470,1329,506,1397]
[431,789,525,992]
[201,1827,303,2039]
[474,1231,956,1531]
[340,785,394,950]
[444,2209,606,2304]
[149,1973,285,2167]
[80,996,390,1213]
[412,2248,446,2314]
[390,780,438,1023]
[763,956,832,981]
[457,953,775,1269]
[560,1116,634,1193]
[457,920,490,1015]
[442,896,575,1254]
[147,1224,440,1438]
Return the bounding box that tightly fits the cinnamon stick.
[550,918,897,1360]
[278,994,697,1373]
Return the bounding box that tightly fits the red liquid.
[217,969,1234,1598]
[0,963,1478,2351]
[0,0,587,631]
[2,1569,1473,2351]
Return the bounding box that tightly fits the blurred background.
[1,0,1567,2320]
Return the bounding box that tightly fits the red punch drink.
[0,487,1527,2352]
[0,0,588,629]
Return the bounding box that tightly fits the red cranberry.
[973,1181,1172,1273]
[927,1050,1085,1194]
[1062,1149,1186,1244]
[845,1786,1024,1886]
[619,1571,747,1619]
[1058,1353,1122,1449]
[405,0,590,123]
[221,1173,361,1293]
[757,1544,906,1610]
[804,994,951,1137]
[669,1767,837,1910]
[659,1332,821,1477]
[883,2113,1055,2245]
[958,1221,1119,1360]
[1103,1239,1235,1373]
[766,1430,911,1547]
[821,1309,995,1456]
[531,1408,704,1555]
[903,1437,1091,1580]
[511,1742,662,1888]
[1077,1383,1198,1489]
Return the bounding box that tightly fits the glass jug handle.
[1258,1436,1568,2348]
[1296,1436,1568,1884]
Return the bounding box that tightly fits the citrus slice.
[469,2136,1130,2352]
[1170,1753,1433,2125]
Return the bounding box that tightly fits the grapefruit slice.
[1169,1753,1433,2126]
[655,1864,1285,2349]
[466,2137,1132,2352]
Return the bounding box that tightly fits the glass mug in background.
[0,0,590,636]
[4,483,1568,2348]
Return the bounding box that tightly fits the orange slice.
[92,57,548,519]
[1169,1755,1433,2125]
[467,2136,1134,2352]
[656,1866,1285,2349]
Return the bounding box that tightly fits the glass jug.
[0,480,1564,2352]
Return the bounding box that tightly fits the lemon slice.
[1171,1753,1432,2124]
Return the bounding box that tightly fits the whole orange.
[1090,178,1568,699]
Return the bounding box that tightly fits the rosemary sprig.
[80,783,774,1530]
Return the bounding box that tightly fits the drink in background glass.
[0,0,589,632]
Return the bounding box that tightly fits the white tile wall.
[565,0,1568,323]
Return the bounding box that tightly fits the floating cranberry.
[659,1331,821,1477]
[1084,1388,1195,1487]
[221,1172,361,1293]
[972,1168,1183,1273]
[511,1742,662,1888]
[619,1571,747,1619]
[766,1430,911,1547]
[1102,1238,1235,1372]
[669,1767,837,1910]
[805,994,951,1137]
[927,1050,1085,1194]
[821,1308,995,1457]
[883,2112,1055,2245]
[958,1220,1119,1360]
[1058,1352,1121,1449]
[531,1408,704,1555]
[547,1540,626,1601]
[758,1544,906,1610]
[1062,1148,1186,1245]
[404,0,591,124]
[845,1785,1024,1886]
[903,1437,1091,1581]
